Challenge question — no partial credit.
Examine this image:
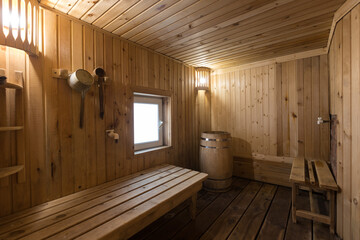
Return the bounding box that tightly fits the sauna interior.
[0,0,359,239]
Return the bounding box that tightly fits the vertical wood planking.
[296,59,305,157]
[334,20,344,238]
[71,21,86,192]
[341,13,351,240]
[269,64,277,155]
[83,26,96,188]
[350,5,360,240]
[58,16,74,196]
[94,31,106,184]
[43,11,61,200]
[0,8,205,217]
[212,56,329,162]
[288,60,298,157]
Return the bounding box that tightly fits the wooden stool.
[290,157,338,234]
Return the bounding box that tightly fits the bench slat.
[307,160,316,185]
[0,167,185,239]
[76,173,208,240]
[0,164,172,227]
[22,169,197,240]
[290,157,305,183]
[314,160,338,191]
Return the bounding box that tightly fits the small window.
[134,94,164,151]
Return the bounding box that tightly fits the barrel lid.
[201,131,231,139]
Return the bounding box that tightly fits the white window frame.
[134,94,164,151]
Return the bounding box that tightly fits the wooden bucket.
[199,131,233,192]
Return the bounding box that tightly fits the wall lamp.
[195,67,210,91]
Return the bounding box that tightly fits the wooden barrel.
[199,131,233,192]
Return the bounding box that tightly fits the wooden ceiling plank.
[92,0,142,29]
[80,0,125,24]
[168,8,334,59]
[166,2,336,56]
[176,19,332,62]
[173,12,334,61]
[196,38,328,67]
[136,0,237,45]
[54,0,80,13]
[110,0,182,35]
[179,22,331,64]
[148,0,277,50]
[199,37,328,68]
[183,27,330,65]
[155,0,338,53]
[41,0,59,8]
[119,0,206,39]
[129,0,219,43]
[193,34,328,66]
[101,0,160,32]
[68,0,101,19]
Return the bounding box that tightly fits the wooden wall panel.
[329,4,360,240]
[0,8,210,217]
[212,55,330,186]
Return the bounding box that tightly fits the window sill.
[135,146,172,156]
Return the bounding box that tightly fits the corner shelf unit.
[0,80,26,183]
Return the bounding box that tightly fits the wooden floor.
[130,178,333,240]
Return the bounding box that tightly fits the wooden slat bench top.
[290,158,338,191]
[0,164,207,240]
[289,157,305,184]
[290,158,338,234]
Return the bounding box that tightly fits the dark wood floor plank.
[143,189,219,240]
[200,181,262,240]
[257,186,292,240]
[171,178,250,240]
[284,190,312,240]
[227,184,277,240]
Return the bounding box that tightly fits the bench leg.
[189,193,197,220]
[330,191,335,234]
[292,183,297,224]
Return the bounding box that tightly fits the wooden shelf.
[0,126,24,131]
[0,82,23,89]
[0,165,24,178]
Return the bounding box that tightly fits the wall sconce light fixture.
[0,0,40,55]
[195,67,210,91]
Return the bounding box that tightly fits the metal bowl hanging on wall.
[68,69,94,128]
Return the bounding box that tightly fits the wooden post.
[292,183,297,223]
[330,191,335,234]
[189,193,197,220]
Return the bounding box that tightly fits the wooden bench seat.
[290,157,338,234]
[0,165,207,240]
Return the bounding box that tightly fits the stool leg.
[292,183,297,223]
[330,191,335,234]
[189,193,197,220]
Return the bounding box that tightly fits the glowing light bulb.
[11,0,19,39]
[2,0,10,37]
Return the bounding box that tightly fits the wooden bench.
[0,164,207,240]
[290,157,338,234]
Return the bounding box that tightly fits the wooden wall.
[0,9,210,217]
[328,4,360,240]
[211,55,330,186]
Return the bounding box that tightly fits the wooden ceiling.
[41,0,345,69]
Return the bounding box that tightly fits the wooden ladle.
[68,69,94,128]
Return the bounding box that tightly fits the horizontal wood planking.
[328,4,360,239]
[40,0,345,68]
[0,9,210,218]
